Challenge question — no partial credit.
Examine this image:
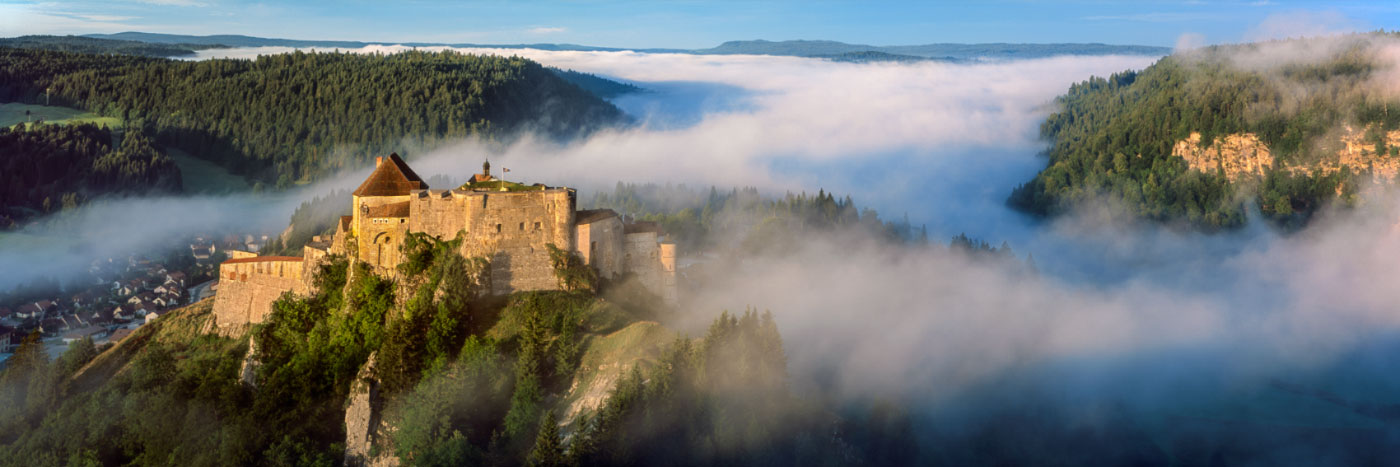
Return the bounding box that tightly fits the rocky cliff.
[1173,126,1400,182]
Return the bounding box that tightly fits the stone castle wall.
[212,175,682,332]
[624,231,678,305]
[403,188,576,295]
[212,257,308,334]
[577,216,625,280]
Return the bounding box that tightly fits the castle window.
[519,222,525,231]
[496,224,502,234]
[534,222,541,231]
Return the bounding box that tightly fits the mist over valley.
[4,5,1400,465]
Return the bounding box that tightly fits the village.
[0,232,273,365]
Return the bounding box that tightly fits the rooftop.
[458,179,550,192]
[577,209,619,225]
[353,153,428,197]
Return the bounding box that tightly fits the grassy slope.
[0,103,251,193]
[0,103,120,128]
[68,299,223,392]
[166,147,251,194]
[482,293,678,427]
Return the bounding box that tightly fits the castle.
[212,154,677,333]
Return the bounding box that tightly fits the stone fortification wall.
[622,231,666,303]
[577,216,625,279]
[407,188,577,295]
[657,243,677,305]
[213,257,308,333]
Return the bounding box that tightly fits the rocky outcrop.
[1172,132,1275,182]
[239,337,259,387]
[345,353,393,467]
[1174,126,1400,182]
[1334,125,1400,180]
[558,321,673,434]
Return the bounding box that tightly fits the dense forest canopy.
[0,123,180,228]
[0,35,216,58]
[0,238,919,465]
[1010,33,1400,228]
[0,47,625,188]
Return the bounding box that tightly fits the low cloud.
[1244,10,1364,42]
[22,39,1400,434]
[526,26,567,35]
[1174,32,1206,52]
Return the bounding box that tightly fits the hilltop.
[1010,33,1400,229]
[0,46,625,224]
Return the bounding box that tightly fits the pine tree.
[528,410,566,467]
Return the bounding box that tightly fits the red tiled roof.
[367,201,410,218]
[353,153,427,197]
[221,256,304,265]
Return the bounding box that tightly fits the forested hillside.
[0,47,624,188]
[0,238,917,465]
[0,123,180,228]
[1009,33,1400,228]
[0,35,213,58]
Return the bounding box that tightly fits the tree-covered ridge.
[0,47,625,188]
[0,35,217,58]
[587,183,930,255]
[0,232,915,465]
[0,122,181,228]
[1009,34,1400,228]
[547,67,642,99]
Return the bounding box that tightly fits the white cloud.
[1174,32,1207,52]
[1244,10,1364,42]
[0,4,141,35]
[37,45,1400,412]
[526,26,567,35]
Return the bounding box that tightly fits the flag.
[503,167,511,173]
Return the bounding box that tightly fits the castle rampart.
[213,154,677,333]
[212,256,308,334]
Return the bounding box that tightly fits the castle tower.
[351,153,427,268]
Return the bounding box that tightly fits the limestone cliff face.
[1172,133,1274,182]
[345,353,398,467]
[558,321,673,435]
[1334,125,1400,180]
[1173,126,1400,182]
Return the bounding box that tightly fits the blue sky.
[1,1,1398,48]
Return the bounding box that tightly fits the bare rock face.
[1334,125,1400,180]
[239,338,259,387]
[558,321,672,435]
[345,353,388,467]
[1174,127,1400,183]
[1173,132,1274,182]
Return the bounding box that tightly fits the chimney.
[376,156,383,168]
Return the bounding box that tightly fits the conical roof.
[353,153,427,197]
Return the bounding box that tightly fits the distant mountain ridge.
[699,39,1170,59]
[82,32,1170,60]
